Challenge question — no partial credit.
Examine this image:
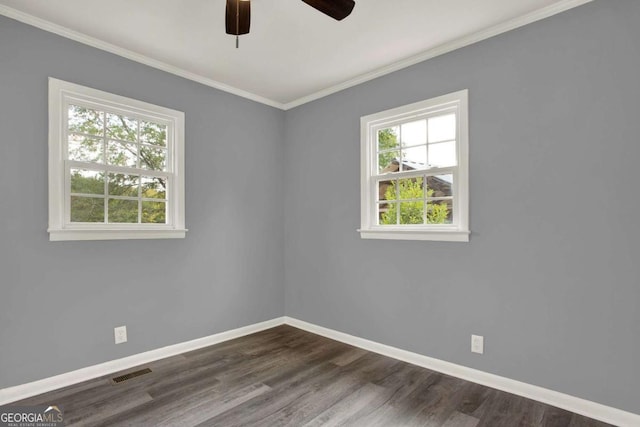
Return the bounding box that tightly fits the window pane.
[397,177,424,201]
[399,201,425,225]
[108,199,139,223]
[107,141,138,168]
[108,173,139,197]
[379,180,397,201]
[427,174,453,198]
[428,141,456,168]
[141,176,167,199]
[68,105,103,136]
[401,145,427,170]
[427,200,453,224]
[428,114,456,143]
[106,113,138,142]
[70,169,104,195]
[139,145,167,171]
[68,134,103,163]
[142,201,166,224]
[140,121,167,147]
[378,152,399,173]
[401,120,426,146]
[379,202,397,225]
[70,196,104,222]
[377,127,399,152]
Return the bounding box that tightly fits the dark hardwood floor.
[12,325,613,426]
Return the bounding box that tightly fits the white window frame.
[48,78,186,241]
[359,90,469,242]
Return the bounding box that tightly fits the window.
[359,90,469,242]
[48,78,186,241]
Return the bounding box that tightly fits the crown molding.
[1,0,593,111]
[281,0,594,109]
[0,4,285,109]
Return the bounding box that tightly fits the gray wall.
[284,0,640,414]
[0,15,284,388]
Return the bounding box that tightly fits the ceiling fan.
[226,0,356,48]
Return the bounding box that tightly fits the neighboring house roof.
[383,159,453,181]
[399,159,425,171]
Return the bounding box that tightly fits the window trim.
[48,77,186,241]
[359,90,469,242]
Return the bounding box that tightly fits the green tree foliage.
[108,199,139,223]
[378,128,399,171]
[427,200,449,224]
[70,196,104,223]
[68,105,168,224]
[380,177,450,225]
[142,201,166,224]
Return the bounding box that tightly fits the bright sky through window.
[378,114,457,171]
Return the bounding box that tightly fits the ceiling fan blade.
[302,0,355,21]
[226,0,251,35]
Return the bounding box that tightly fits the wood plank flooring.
[11,325,613,426]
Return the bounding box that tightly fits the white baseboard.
[2,315,637,427]
[0,317,285,406]
[284,317,640,427]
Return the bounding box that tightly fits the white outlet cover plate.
[471,335,484,354]
[114,326,127,344]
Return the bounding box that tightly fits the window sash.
[63,100,173,172]
[371,169,459,229]
[370,117,460,229]
[65,162,171,226]
[63,99,175,227]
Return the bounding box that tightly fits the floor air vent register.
[111,368,152,384]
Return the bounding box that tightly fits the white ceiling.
[0,0,589,108]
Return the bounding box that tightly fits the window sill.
[48,228,188,241]
[358,228,470,242]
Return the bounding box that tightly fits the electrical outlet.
[471,335,484,354]
[114,326,127,344]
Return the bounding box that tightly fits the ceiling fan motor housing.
[226,0,251,35]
